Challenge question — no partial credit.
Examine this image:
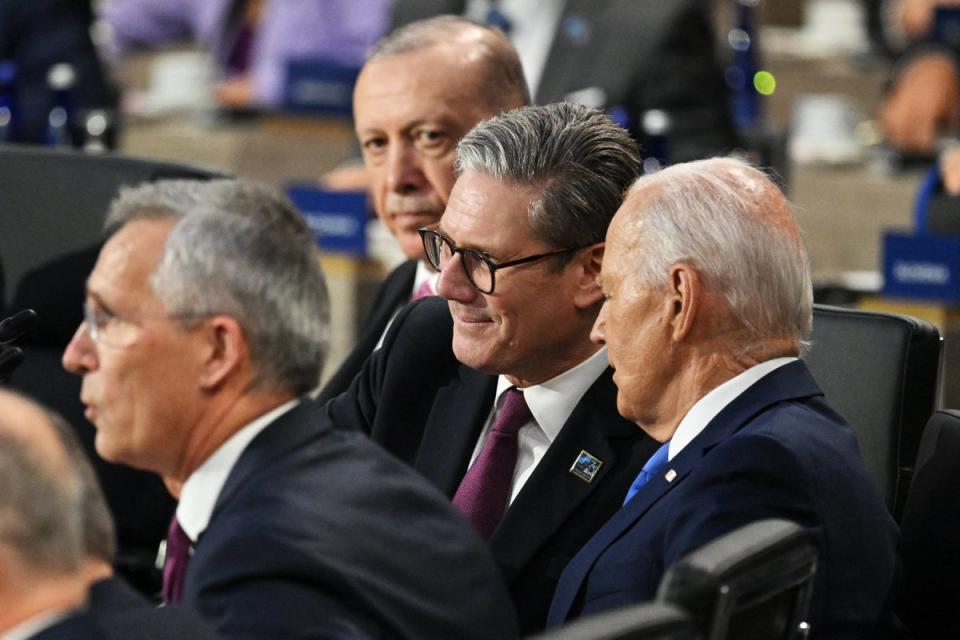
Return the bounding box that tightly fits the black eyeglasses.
[419,226,586,294]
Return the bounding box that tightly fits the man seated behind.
[62,179,517,639]
[547,157,898,638]
[318,16,528,402]
[325,102,660,634]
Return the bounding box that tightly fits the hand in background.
[0,309,38,382]
[881,53,960,154]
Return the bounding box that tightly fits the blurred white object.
[789,93,863,165]
[142,51,215,116]
[763,0,869,58]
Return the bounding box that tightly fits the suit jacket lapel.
[492,369,636,579]
[549,361,824,623]
[548,448,697,624]
[536,0,604,103]
[414,365,497,496]
[210,401,319,521]
[360,260,416,339]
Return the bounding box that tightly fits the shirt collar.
[413,260,438,296]
[668,357,797,460]
[0,610,74,640]
[495,347,609,443]
[177,399,300,542]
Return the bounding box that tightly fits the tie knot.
[643,441,671,477]
[412,279,434,301]
[491,387,531,437]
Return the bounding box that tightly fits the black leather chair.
[0,144,226,305]
[898,409,960,639]
[803,304,942,520]
[657,519,817,640]
[0,145,227,596]
[530,602,702,640]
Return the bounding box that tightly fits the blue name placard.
[283,60,360,115]
[882,231,960,302]
[287,184,368,256]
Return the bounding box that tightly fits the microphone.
[0,308,38,343]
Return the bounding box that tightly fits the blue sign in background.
[883,231,960,302]
[287,184,368,256]
[283,60,360,115]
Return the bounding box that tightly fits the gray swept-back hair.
[626,157,813,347]
[0,393,85,574]
[152,209,329,395]
[104,178,329,395]
[104,178,312,244]
[367,15,529,107]
[456,102,640,261]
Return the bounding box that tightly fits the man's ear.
[573,243,605,309]
[197,315,247,391]
[666,263,702,342]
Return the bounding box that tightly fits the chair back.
[803,304,942,519]
[530,602,702,640]
[657,519,817,640]
[898,409,960,638]
[0,144,226,305]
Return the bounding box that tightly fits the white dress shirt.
[0,610,72,640]
[667,357,798,461]
[375,260,438,351]
[465,0,567,100]
[468,346,609,503]
[176,399,300,543]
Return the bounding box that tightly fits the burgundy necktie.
[453,387,531,539]
[412,279,434,301]
[161,516,192,604]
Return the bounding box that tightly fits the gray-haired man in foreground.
[63,179,517,639]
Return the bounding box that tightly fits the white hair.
[626,157,812,349]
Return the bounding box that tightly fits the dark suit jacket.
[325,297,659,634]
[184,399,517,640]
[89,576,219,640]
[29,612,108,640]
[547,361,899,639]
[389,0,736,162]
[316,259,416,404]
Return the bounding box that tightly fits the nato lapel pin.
[569,450,603,483]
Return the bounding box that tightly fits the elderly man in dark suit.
[62,179,517,639]
[317,16,528,402]
[325,102,659,634]
[546,158,898,638]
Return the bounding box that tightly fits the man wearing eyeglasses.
[316,15,528,403]
[60,180,518,639]
[325,102,660,634]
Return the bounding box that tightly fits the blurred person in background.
[0,0,117,144]
[879,0,960,156]
[103,0,390,108]
[388,0,737,162]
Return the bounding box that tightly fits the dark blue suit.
[184,400,517,639]
[325,297,659,634]
[547,361,898,639]
[88,576,219,640]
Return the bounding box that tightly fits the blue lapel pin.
[569,450,603,483]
